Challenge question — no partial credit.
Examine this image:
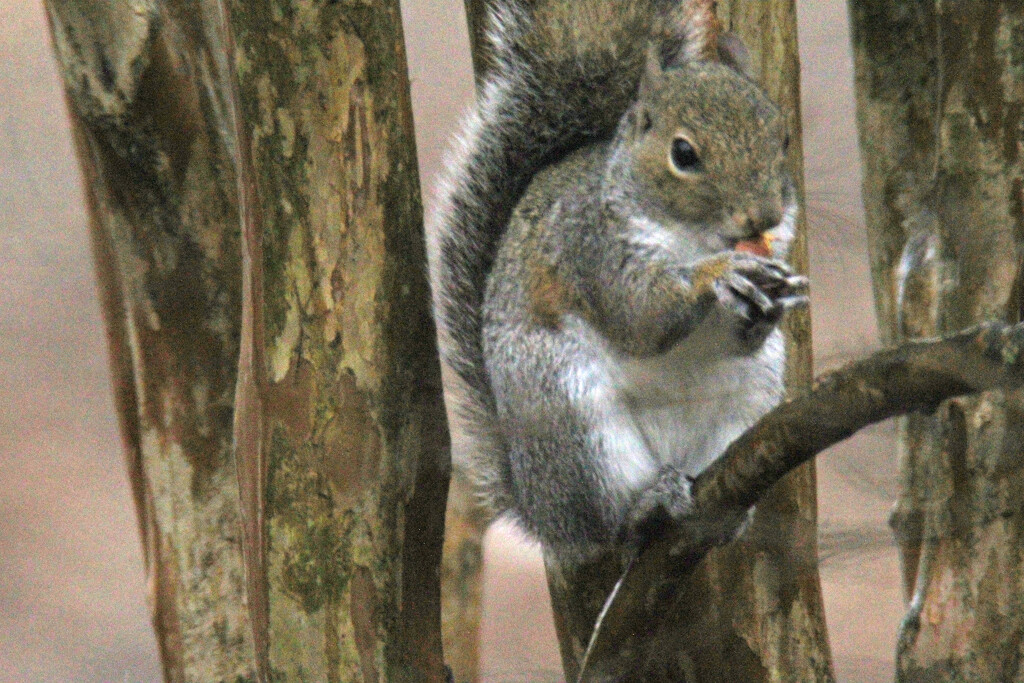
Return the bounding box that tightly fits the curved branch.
[583,321,1024,678]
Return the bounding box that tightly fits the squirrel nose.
[734,205,783,236]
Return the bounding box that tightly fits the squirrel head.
[608,38,794,249]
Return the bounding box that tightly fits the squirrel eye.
[670,137,701,173]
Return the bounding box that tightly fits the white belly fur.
[607,312,785,479]
[559,309,786,500]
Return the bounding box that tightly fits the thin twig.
[575,553,638,683]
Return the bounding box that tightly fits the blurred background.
[0,0,901,680]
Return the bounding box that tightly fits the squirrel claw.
[718,254,806,347]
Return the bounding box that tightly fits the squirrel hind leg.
[486,317,658,555]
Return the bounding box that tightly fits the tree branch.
[583,321,1024,679]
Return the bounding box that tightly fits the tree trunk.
[463,0,496,86]
[441,469,490,683]
[44,0,450,681]
[848,2,1024,680]
[459,1,832,680]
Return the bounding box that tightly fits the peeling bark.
[220,0,452,679]
[46,2,252,679]
[849,2,1024,680]
[46,0,449,681]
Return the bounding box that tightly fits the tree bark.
[44,0,450,681]
[45,2,251,678]
[441,469,489,683]
[459,1,832,681]
[848,2,1024,680]
[463,0,495,86]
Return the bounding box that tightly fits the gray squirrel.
[431,0,808,564]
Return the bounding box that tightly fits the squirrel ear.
[664,0,721,67]
[644,44,665,82]
[638,44,665,102]
[718,32,754,77]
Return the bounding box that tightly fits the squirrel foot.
[623,464,752,557]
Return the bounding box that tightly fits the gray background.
[0,0,901,680]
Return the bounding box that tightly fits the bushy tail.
[431,0,719,507]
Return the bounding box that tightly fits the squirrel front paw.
[715,254,808,349]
